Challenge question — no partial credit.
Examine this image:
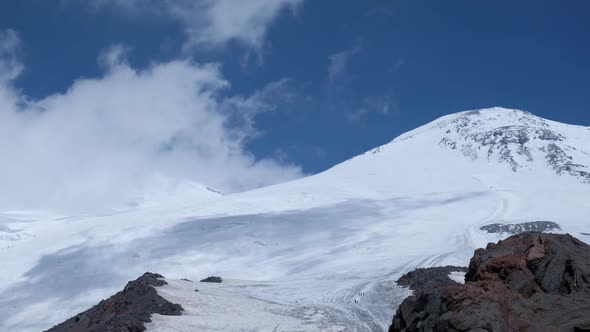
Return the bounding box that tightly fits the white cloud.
[327,41,361,82]
[98,44,132,70]
[0,43,303,212]
[90,0,302,51]
[0,29,23,82]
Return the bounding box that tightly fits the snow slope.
[1,108,589,331]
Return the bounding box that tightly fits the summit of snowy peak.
[437,107,552,131]
[361,108,590,184]
[431,107,590,182]
[387,108,544,143]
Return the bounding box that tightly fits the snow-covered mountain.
[130,176,223,208]
[436,109,590,181]
[2,107,589,331]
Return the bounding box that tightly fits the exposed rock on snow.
[396,266,468,293]
[389,233,590,332]
[46,273,183,332]
[480,220,560,234]
[436,108,590,182]
[200,276,222,283]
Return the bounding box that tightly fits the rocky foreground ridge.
[45,272,183,332]
[390,233,590,332]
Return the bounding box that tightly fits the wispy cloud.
[223,78,295,137]
[0,39,303,212]
[0,29,23,82]
[345,94,396,124]
[97,43,132,69]
[344,108,369,124]
[89,0,303,52]
[327,40,362,83]
[391,56,405,73]
[365,7,393,17]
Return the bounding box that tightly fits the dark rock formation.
[390,233,590,332]
[46,272,183,332]
[200,276,222,283]
[397,266,468,293]
[480,221,560,234]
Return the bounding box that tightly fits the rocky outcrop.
[200,276,223,283]
[480,221,560,234]
[390,233,590,332]
[435,109,590,182]
[396,266,467,292]
[46,272,183,332]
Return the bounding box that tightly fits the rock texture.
[435,109,590,182]
[397,266,468,292]
[200,276,223,283]
[480,221,560,234]
[390,233,590,332]
[46,272,183,332]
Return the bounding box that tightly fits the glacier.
[1,107,590,331]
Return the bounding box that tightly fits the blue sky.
[0,0,589,210]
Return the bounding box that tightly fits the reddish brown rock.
[390,233,590,332]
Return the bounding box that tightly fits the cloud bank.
[0,36,303,212]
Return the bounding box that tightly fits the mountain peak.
[443,107,546,129]
[370,108,589,185]
[434,108,590,182]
